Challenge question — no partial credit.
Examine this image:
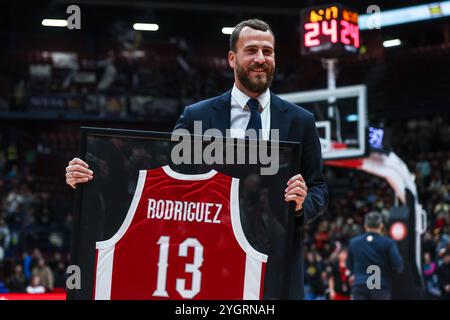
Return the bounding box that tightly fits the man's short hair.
[364,211,383,229]
[230,18,274,52]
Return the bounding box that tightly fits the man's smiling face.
[229,26,276,95]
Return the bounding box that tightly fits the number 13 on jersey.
[153,236,204,299]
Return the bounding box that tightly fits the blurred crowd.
[0,131,72,294]
[302,115,450,300]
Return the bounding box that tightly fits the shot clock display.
[300,4,360,56]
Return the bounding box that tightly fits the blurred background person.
[31,257,54,292]
[422,252,441,298]
[6,264,26,292]
[346,211,404,300]
[327,248,351,300]
[26,275,45,294]
[436,249,450,300]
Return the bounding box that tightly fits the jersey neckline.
[162,165,218,181]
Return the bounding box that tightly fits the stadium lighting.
[133,23,159,31]
[383,39,402,48]
[222,27,234,35]
[359,1,450,30]
[41,19,68,27]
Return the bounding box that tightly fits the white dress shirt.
[230,84,271,140]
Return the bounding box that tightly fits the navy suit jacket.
[173,90,328,299]
[347,232,404,290]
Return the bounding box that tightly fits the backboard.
[279,84,368,160]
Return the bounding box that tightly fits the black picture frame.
[68,127,302,300]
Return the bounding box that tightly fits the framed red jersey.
[69,128,301,300]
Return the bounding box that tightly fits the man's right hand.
[65,157,94,189]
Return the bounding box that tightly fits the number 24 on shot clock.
[300,3,360,56]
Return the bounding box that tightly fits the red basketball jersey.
[93,165,267,300]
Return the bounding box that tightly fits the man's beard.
[236,61,275,94]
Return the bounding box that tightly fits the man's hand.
[284,173,308,212]
[65,157,94,189]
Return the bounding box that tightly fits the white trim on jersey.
[162,165,217,180]
[230,178,268,263]
[94,170,147,300]
[96,170,147,249]
[244,255,265,300]
[94,246,114,300]
[230,178,268,299]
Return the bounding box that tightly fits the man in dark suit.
[173,19,327,220]
[65,18,328,299]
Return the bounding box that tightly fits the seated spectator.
[49,252,68,288]
[437,249,450,300]
[341,218,363,239]
[0,217,10,260]
[31,257,54,292]
[22,250,34,281]
[314,221,330,253]
[422,252,441,298]
[304,251,325,300]
[435,229,450,257]
[327,249,351,300]
[6,263,26,292]
[422,231,437,259]
[26,275,45,294]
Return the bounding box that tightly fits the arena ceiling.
[1,0,447,39]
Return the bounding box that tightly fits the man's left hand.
[285,173,308,212]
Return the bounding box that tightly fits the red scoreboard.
[300,4,360,56]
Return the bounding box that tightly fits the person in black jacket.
[436,248,450,299]
[346,211,404,300]
[6,264,26,292]
[328,249,351,300]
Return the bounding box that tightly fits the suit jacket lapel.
[270,92,289,141]
[211,90,232,136]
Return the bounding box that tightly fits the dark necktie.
[245,98,262,138]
